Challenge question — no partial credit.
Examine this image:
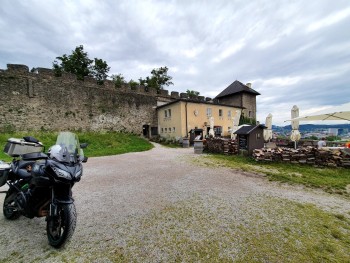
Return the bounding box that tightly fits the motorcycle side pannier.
[0,162,11,187]
[4,138,44,157]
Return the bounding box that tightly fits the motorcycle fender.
[54,197,74,204]
[49,198,74,217]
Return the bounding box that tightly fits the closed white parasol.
[263,113,273,142]
[290,105,301,148]
[209,116,215,137]
[230,110,241,140]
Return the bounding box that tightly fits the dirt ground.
[0,143,349,262]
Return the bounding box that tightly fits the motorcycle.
[0,131,87,248]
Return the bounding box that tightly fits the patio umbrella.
[289,111,350,122]
[209,116,215,137]
[290,105,301,148]
[263,113,273,142]
[230,110,241,140]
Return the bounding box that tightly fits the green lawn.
[200,154,350,196]
[0,131,153,162]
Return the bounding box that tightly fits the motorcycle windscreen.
[55,132,84,163]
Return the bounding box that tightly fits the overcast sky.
[1,0,349,126]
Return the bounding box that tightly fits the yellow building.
[157,99,243,140]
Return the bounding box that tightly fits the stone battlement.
[1,64,212,101]
[0,63,212,132]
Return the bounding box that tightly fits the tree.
[129,79,139,90]
[92,58,110,85]
[139,66,173,93]
[111,74,127,88]
[239,113,256,125]
[53,45,110,83]
[186,89,200,98]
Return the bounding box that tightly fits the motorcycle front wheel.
[3,190,20,220]
[46,203,77,248]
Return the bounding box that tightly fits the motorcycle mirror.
[82,156,88,163]
[80,143,88,149]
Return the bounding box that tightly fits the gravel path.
[0,143,349,262]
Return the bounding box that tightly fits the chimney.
[246,83,252,88]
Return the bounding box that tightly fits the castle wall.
[0,64,162,133]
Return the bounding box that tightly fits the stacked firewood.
[205,138,238,155]
[253,147,350,168]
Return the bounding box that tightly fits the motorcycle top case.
[0,161,11,187]
[4,138,44,157]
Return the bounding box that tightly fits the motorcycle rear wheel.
[46,203,77,248]
[3,190,20,220]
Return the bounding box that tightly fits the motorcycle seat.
[12,160,35,179]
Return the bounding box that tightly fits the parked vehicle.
[0,132,87,248]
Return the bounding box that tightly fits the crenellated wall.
[0,64,186,133]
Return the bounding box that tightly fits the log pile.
[205,138,238,155]
[253,147,350,168]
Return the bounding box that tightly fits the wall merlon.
[180,93,188,99]
[7,64,29,73]
[171,91,179,98]
[159,89,169,96]
[36,67,54,76]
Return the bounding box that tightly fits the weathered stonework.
[0,64,160,133]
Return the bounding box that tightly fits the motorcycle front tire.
[46,203,77,248]
[3,189,20,220]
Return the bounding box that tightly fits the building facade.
[156,80,260,140]
[157,99,243,140]
[215,80,260,120]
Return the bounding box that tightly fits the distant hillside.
[272,124,350,132]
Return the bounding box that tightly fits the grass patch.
[114,195,350,262]
[0,131,153,162]
[200,154,350,196]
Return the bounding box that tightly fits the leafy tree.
[112,74,127,88]
[239,114,256,125]
[92,58,110,84]
[53,45,110,83]
[186,89,200,98]
[139,66,173,93]
[326,135,341,141]
[129,79,139,90]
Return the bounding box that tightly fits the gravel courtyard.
[1,143,350,262]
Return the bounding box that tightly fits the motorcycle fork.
[49,188,58,217]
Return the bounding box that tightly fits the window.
[168,109,171,117]
[206,108,212,117]
[168,127,171,133]
[249,111,252,117]
[173,127,176,132]
[161,128,163,133]
[219,109,223,117]
[164,110,168,118]
[228,110,232,118]
[165,128,167,133]
[214,126,222,136]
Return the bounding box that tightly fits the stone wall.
[0,64,165,133]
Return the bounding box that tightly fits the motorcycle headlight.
[75,169,82,179]
[52,166,72,180]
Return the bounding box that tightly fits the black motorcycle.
[0,132,87,248]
